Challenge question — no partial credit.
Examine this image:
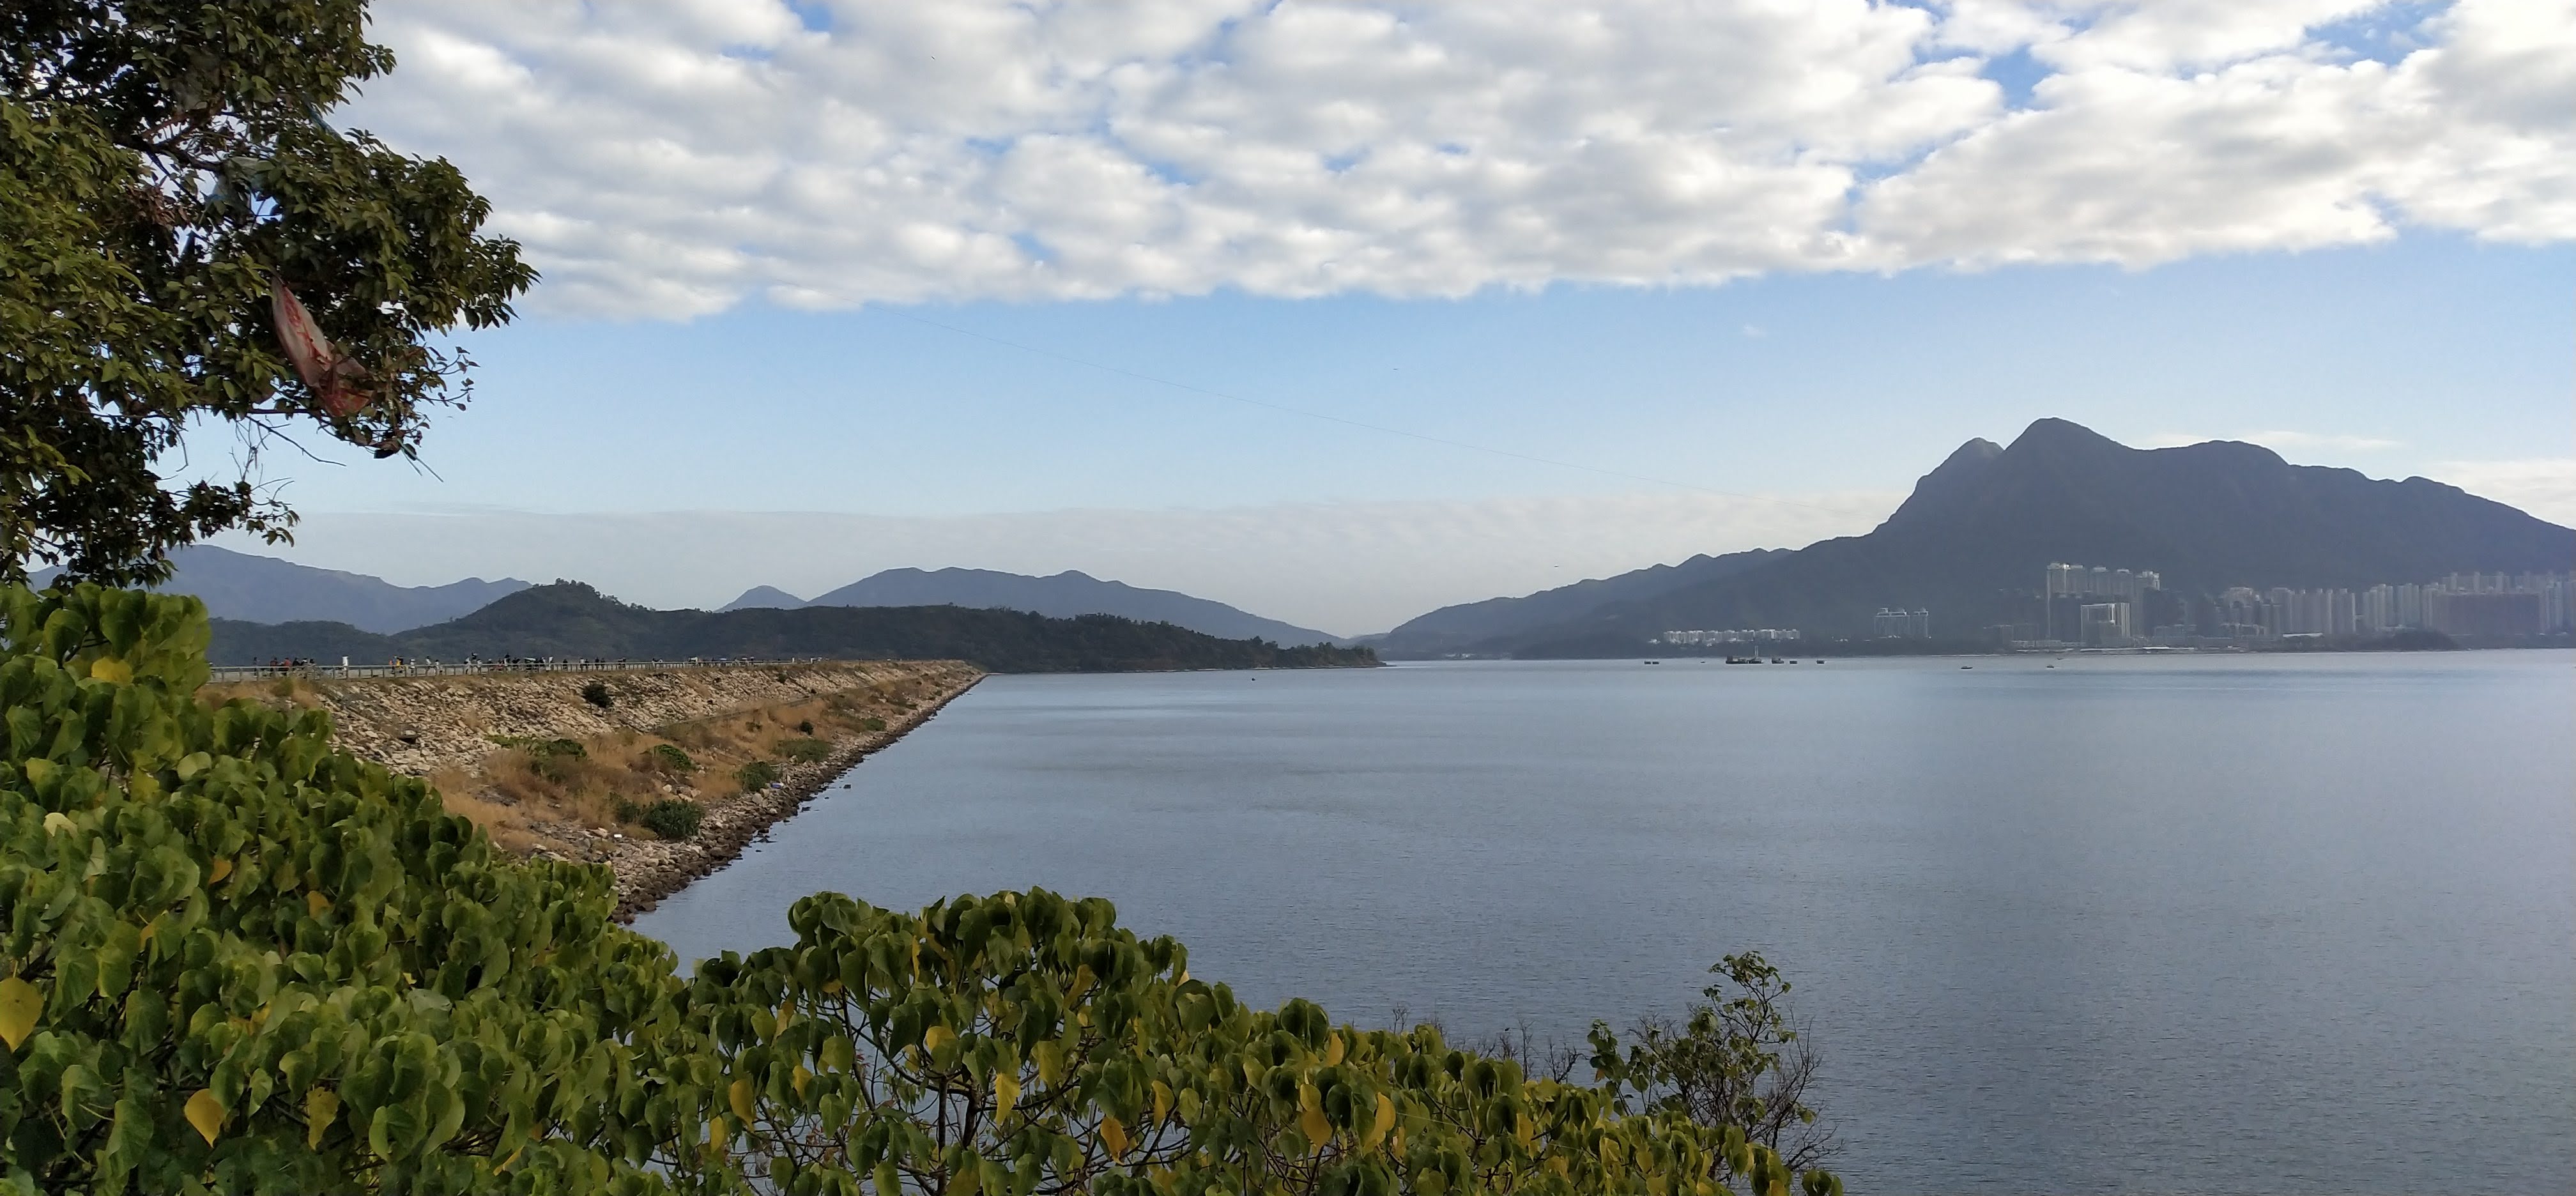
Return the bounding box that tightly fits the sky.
[195,0,2575,636]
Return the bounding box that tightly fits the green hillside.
[211,582,1378,672]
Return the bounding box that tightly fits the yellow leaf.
[793,1066,813,1099]
[1516,1111,1537,1149]
[994,1071,1021,1121]
[1067,964,1096,1005]
[88,657,132,684]
[1101,1116,1130,1159]
[306,891,332,917]
[306,1088,340,1149]
[729,1077,755,1123]
[1365,1092,1395,1149]
[42,812,72,836]
[1301,1103,1332,1149]
[709,1114,730,1153]
[1151,1079,1172,1125]
[185,1089,224,1146]
[923,1025,954,1054]
[208,857,233,885]
[0,977,42,1050]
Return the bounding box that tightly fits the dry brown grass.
[202,677,321,710]
[420,668,964,855]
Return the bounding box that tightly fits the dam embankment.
[208,659,982,915]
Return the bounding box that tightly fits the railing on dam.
[205,657,835,683]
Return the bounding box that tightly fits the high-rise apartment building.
[2022,567,2566,647]
[1872,608,1933,638]
[2079,602,2133,647]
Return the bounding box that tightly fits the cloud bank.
[348,0,2575,317]
[2430,457,2576,528]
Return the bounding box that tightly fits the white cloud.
[214,489,1899,636]
[337,0,2575,316]
[2427,458,2576,527]
[1860,0,2576,265]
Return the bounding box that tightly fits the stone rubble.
[241,661,981,919]
[603,677,977,919]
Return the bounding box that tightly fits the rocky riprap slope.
[228,661,981,916]
[294,662,959,775]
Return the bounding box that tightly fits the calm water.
[637,654,2575,1193]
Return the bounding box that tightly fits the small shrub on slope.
[731,761,778,792]
[636,800,702,842]
[643,743,695,774]
[776,738,830,765]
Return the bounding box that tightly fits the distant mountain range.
[31,544,528,634]
[210,583,1378,673]
[1381,419,2575,657]
[721,567,1343,645]
[1374,549,1784,657]
[47,419,2570,663]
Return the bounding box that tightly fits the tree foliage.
[207,583,1382,673]
[0,583,686,1193]
[2,1,533,586]
[3,584,1841,1195]
[675,893,1838,1196]
[1589,955,1834,1176]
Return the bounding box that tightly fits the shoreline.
[604,671,984,920]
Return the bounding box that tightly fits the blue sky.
[245,233,2568,518]
[197,1,2575,633]
[211,234,2572,634]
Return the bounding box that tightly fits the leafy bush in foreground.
[1,585,687,1193]
[733,761,779,792]
[671,892,1836,1196]
[1,585,1838,1195]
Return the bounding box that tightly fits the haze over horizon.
[185,1,2573,635]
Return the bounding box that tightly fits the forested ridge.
[211,584,1377,673]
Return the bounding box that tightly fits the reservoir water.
[636,653,2574,1193]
